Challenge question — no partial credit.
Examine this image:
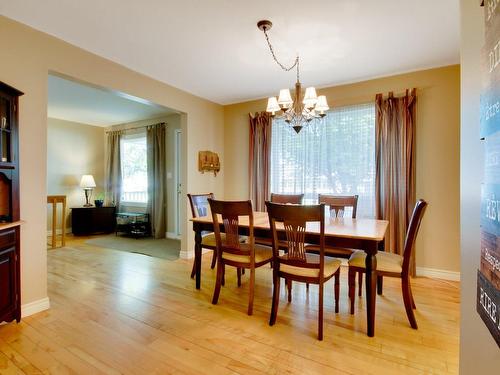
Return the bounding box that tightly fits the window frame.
[269,102,376,218]
[120,131,148,207]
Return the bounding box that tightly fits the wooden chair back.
[266,202,326,278]
[208,199,254,259]
[270,193,304,205]
[318,194,358,218]
[187,193,214,218]
[401,199,428,276]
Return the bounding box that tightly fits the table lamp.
[80,174,96,207]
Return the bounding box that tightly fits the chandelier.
[258,20,329,133]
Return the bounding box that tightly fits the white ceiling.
[1,0,460,105]
[48,75,175,127]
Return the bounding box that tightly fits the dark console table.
[71,206,116,235]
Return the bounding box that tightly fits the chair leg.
[348,268,356,314]
[221,264,225,286]
[270,275,280,325]
[212,260,223,305]
[287,279,292,302]
[377,275,383,295]
[334,269,340,313]
[210,250,217,269]
[306,283,309,290]
[190,257,196,279]
[402,277,418,329]
[248,268,255,316]
[242,268,245,275]
[410,286,416,309]
[237,268,242,287]
[358,272,363,297]
[318,282,324,341]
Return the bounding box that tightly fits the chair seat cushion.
[348,250,403,274]
[201,232,246,247]
[222,244,273,264]
[304,244,355,258]
[279,254,341,278]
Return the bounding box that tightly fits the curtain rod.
[105,121,166,134]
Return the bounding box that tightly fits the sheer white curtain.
[270,102,376,218]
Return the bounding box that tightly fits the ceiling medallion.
[258,20,329,134]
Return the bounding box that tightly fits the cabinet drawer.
[0,229,15,249]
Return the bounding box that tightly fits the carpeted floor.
[85,234,180,260]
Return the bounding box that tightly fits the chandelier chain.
[263,28,300,82]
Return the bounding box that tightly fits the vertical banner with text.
[478,0,500,348]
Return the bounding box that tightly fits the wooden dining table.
[191,211,388,337]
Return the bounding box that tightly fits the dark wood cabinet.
[71,207,116,235]
[0,82,22,325]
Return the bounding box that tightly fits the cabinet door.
[0,247,16,318]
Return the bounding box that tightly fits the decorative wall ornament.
[198,151,220,176]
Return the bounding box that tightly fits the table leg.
[52,202,57,249]
[365,243,378,337]
[61,200,66,247]
[195,227,202,290]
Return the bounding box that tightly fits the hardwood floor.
[0,237,459,374]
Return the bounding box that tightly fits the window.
[270,103,376,217]
[120,133,148,204]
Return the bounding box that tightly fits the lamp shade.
[277,89,293,108]
[266,97,281,113]
[303,87,318,108]
[80,175,96,188]
[315,95,329,112]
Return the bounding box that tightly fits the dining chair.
[269,193,304,205]
[266,201,341,340]
[306,194,359,256]
[347,199,427,329]
[304,194,359,290]
[255,193,304,248]
[188,193,246,279]
[208,199,273,315]
[188,193,216,279]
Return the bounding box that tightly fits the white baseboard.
[22,297,50,318]
[166,232,181,240]
[416,267,460,281]
[46,228,71,236]
[179,248,210,259]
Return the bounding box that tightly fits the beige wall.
[459,0,500,371]
[47,118,105,231]
[224,65,460,273]
[0,16,224,308]
[106,114,182,237]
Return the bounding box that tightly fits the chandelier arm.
[263,28,299,78]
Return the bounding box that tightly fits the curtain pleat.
[147,124,167,239]
[375,89,417,275]
[249,112,272,211]
[105,131,122,209]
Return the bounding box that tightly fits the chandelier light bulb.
[315,95,329,112]
[303,87,318,109]
[266,97,281,114]
[278,89,293,108]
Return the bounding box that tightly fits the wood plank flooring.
[0,237,460,374]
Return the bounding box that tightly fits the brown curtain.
[104,131,122,209]
[375,89,417,274]
[147,123,167,239]
[249,112,272,211]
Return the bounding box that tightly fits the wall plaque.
[478,0,500,347]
